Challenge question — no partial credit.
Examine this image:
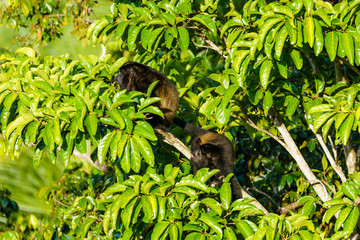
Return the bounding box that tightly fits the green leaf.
[173,186,197,197]
[304,16,315,47]
[121,198,138,229]
[232,50,250,73]
[110,189,137,228]
[201,198,223,216]
[236,220,255,238]
[325,31,338,62]
[274,26,288,59]
[141,27,152,49]
[130,137,141,172]
[103,183,127,197]
[220,182,231,210]
[257,18,283,50]
[304,0,314,12]
[314,19,324,56]
[109,108,126,129]
[142,194,158,222]
[98,131,116,165]
[329,231,352,240]
[259,59,273,90]
[84,113,98,137]
[151,221,170,240]
[224,225,237,240]
[339,114,355,145]
[148,27,164,50]
[341,182,358,201]
[286,97,300,118]
[323,204,344,224]
[178,27,190,51]
[127,25,143,51]
[133,135,155,166]
[290,49,303,70]
[80,216,97,238]
[176,179,210,193]
[199,213,223,237]
[120,110,133,134]
[335,207,351,231]
[5,113,34,139]
[15,47,35,57]
[313,112,336,132]
[263,91,273,113]
[343,207,359,232]
[340,32,355,65]
[121,140,131,172]
[169,223,179,240]
[33,142,45,169]
[308,104,334,114]
[192,14,217,36]
[133,121,157,141]
[139,97,162,111]
[315,8,331,26]
[323,198,346,208]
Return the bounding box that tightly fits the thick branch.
[344,137,357,174]
[154,129,192,159]
[334,59,350,84]
[73,148,109,173]
[268,108,332,202]
[279,201,302,215]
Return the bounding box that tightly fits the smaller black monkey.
[116,61,179,127]
[191,132,240,198]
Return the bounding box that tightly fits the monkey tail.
[173,118,209,136]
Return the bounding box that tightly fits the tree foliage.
[1,0,360,239]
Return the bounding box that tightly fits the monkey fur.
[116,61,179,127]
[191,132,235,185]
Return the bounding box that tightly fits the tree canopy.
[1,0,360,239]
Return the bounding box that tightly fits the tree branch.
[268,108,332,202]
[310,126,347,183]
[231,114,290,152]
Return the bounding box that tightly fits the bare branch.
[328,136,338,161]
[73,148,109,173]
[310,126,346,182]
[231,114,290,152]
[268,108,332,202]
[155,128,192,159]
[279,201,302,215]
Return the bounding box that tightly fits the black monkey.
[191,131,241,198]
[116,61,179,127]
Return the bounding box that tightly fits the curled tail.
[173,118,209,136]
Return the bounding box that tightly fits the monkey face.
[116,72,127,90]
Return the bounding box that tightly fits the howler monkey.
[116,61,179,127]
[191,132,237,189]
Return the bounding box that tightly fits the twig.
[231,113,290,152]
[193,39,228,59]
[246,187,277,207]
[310,126,346,183]
[328,136,338,161]
[53,198,69,208]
